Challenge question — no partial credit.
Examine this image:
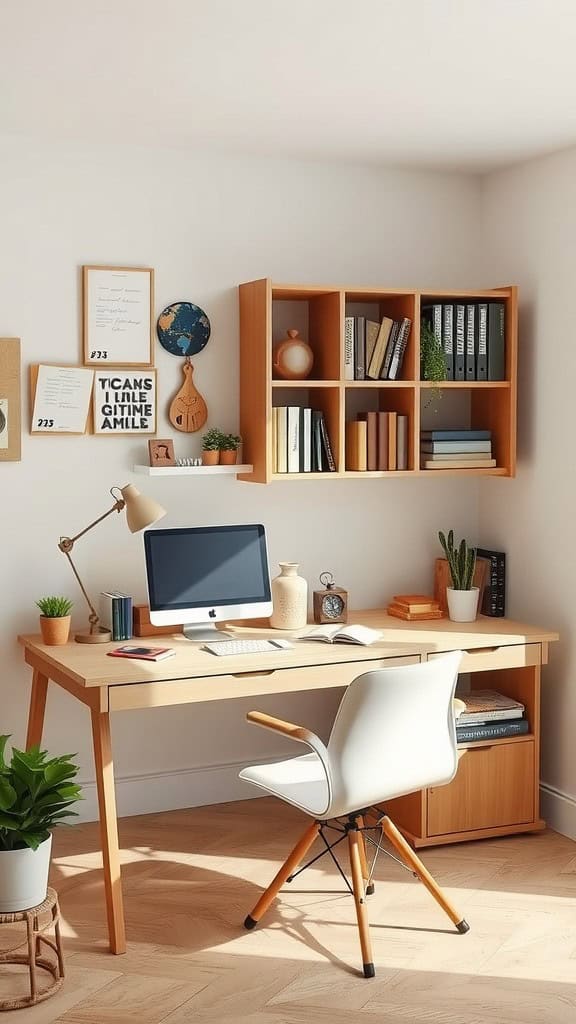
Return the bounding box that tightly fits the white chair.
[240,652,469,978]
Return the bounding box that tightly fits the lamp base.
[75,627,112,644]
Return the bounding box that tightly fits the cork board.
[0,338,21,462]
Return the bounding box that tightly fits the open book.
[301,624,382,646]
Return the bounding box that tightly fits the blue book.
[421,430,491,441]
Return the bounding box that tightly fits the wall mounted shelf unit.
[238,279,517,483]
[133,464,253,477]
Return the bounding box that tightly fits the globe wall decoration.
[157,301,211,432]
[272,329,314,380]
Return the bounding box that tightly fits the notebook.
[107,645,175,661]
[300,624,382,646]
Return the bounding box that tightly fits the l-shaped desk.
[19,610,558,954]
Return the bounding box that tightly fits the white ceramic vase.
[447,587,480,623]
[0,835,52,912]
[270,562,308,629]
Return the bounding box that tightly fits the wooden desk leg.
[26,669,49,750]
[91,709,126,955]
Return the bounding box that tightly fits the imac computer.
[144,523,272,641]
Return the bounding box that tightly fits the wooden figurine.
[169,358,208,433]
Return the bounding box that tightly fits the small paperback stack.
[100,591,133,641]
[421,429,496,470]
[386,594,443,620]
[456,689,528,743]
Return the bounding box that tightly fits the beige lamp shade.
[120,484,166,533]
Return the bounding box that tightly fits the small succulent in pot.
[201,427,224,465]
[36,596,73,646]
[438,530,479,622]
[219,433,242,464]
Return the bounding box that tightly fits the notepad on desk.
[301,624,382,646]
[107,645,175,661]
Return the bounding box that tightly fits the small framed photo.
[93,368,157,434]
[83,266,154,367]
[148,438,175,466]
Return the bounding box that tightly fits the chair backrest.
[324,652,462,818]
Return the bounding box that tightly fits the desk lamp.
[58,484,166,644]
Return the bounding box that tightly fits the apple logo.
[208,609,216,618]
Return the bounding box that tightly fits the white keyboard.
[203,638,293,657]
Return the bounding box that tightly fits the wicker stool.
[0,887,64,1011]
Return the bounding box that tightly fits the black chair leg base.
[244,915,257,930]
[365,883,375,896]
[363,962,376,978]
[456,919,470,934]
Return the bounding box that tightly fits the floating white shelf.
[132,464,253,477]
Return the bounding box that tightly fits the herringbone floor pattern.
[1,798,575,1023]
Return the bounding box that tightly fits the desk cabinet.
[386,643,545,847]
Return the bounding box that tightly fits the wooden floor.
[1,798,576,1023]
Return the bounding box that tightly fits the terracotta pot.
[219,449,238,465]
[39,615,71,646]
[202,450,220,466]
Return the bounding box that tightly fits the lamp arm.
[58,492,126,633]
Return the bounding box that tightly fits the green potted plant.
[0,737,82,912]
[438,530,478,622]
[219,432,242,465]
[36,596,73,646]
[201,427,223,466]
[421,318,446,406]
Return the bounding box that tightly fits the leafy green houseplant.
[36,596,73,646]
[420,318,446,406]
[219,432,242,465]
[438,530,479,622]
[0,737,82,911]
[201,427,224,465]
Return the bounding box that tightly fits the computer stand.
[183,623,232,642]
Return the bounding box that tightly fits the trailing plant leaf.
[420,318,446,407]
[0,738,82,852]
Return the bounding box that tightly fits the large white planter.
[447,587,480,623]
[0,835,52,912]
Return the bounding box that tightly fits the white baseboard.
[76,759,267,823]
[540,783,576,840]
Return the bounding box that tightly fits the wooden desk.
[18,612,558,954]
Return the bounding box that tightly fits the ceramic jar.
[446,587,480,623]
[272,330,314,380]
[270,562,308,629]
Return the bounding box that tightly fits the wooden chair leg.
[348,826,375,978]
[244,821,320,929]
[357,815,374,895]
[380,816,469,934]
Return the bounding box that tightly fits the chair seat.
[239,753,330,817]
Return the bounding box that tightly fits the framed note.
[30,364,94,435]
[83,266,154,366]
[0,338,21,461]
[93,368,157,434]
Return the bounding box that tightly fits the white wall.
[480,146,576,837]
[0,136,481,819]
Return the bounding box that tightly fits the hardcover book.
[487,302,506,380]
[476,303,488,379]
[476,547,506,616]
[465,304,476,379]
[367,317,393,379]
[442,304,454,380]
[344,317,355,380]
[454,304,466,380]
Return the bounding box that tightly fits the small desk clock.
[313,571,348,624]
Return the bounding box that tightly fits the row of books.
[272,406,336,473]
[456,689,527,743]
[346,411,408,471]
[422,301,505,381]
[420,429,496,470]
[478,547,506,617]
[345,315,411,381]
[100,591,133,641]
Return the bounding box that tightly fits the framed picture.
[83,266,154,367]
[0,338,21,462]
[93,368,157,434]
[148,438,175,466]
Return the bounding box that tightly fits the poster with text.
[93,369,156,434]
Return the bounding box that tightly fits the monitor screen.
[144,524,271,620]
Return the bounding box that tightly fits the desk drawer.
[109,655,418,711]
[429,643,540,674]
[427,739,535,836]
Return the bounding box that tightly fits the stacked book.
[456,689,527,743]
[420,429,496,470]
[345,315,412,381]
[422,301,505,381]
[100,591,133,641]
[346,411,408,471]
[477,547,506,617]
[387,594,443,620]
[273,406,336,473]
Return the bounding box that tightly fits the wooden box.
[133,604,183,637]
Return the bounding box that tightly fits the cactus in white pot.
[438,529,479,622]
